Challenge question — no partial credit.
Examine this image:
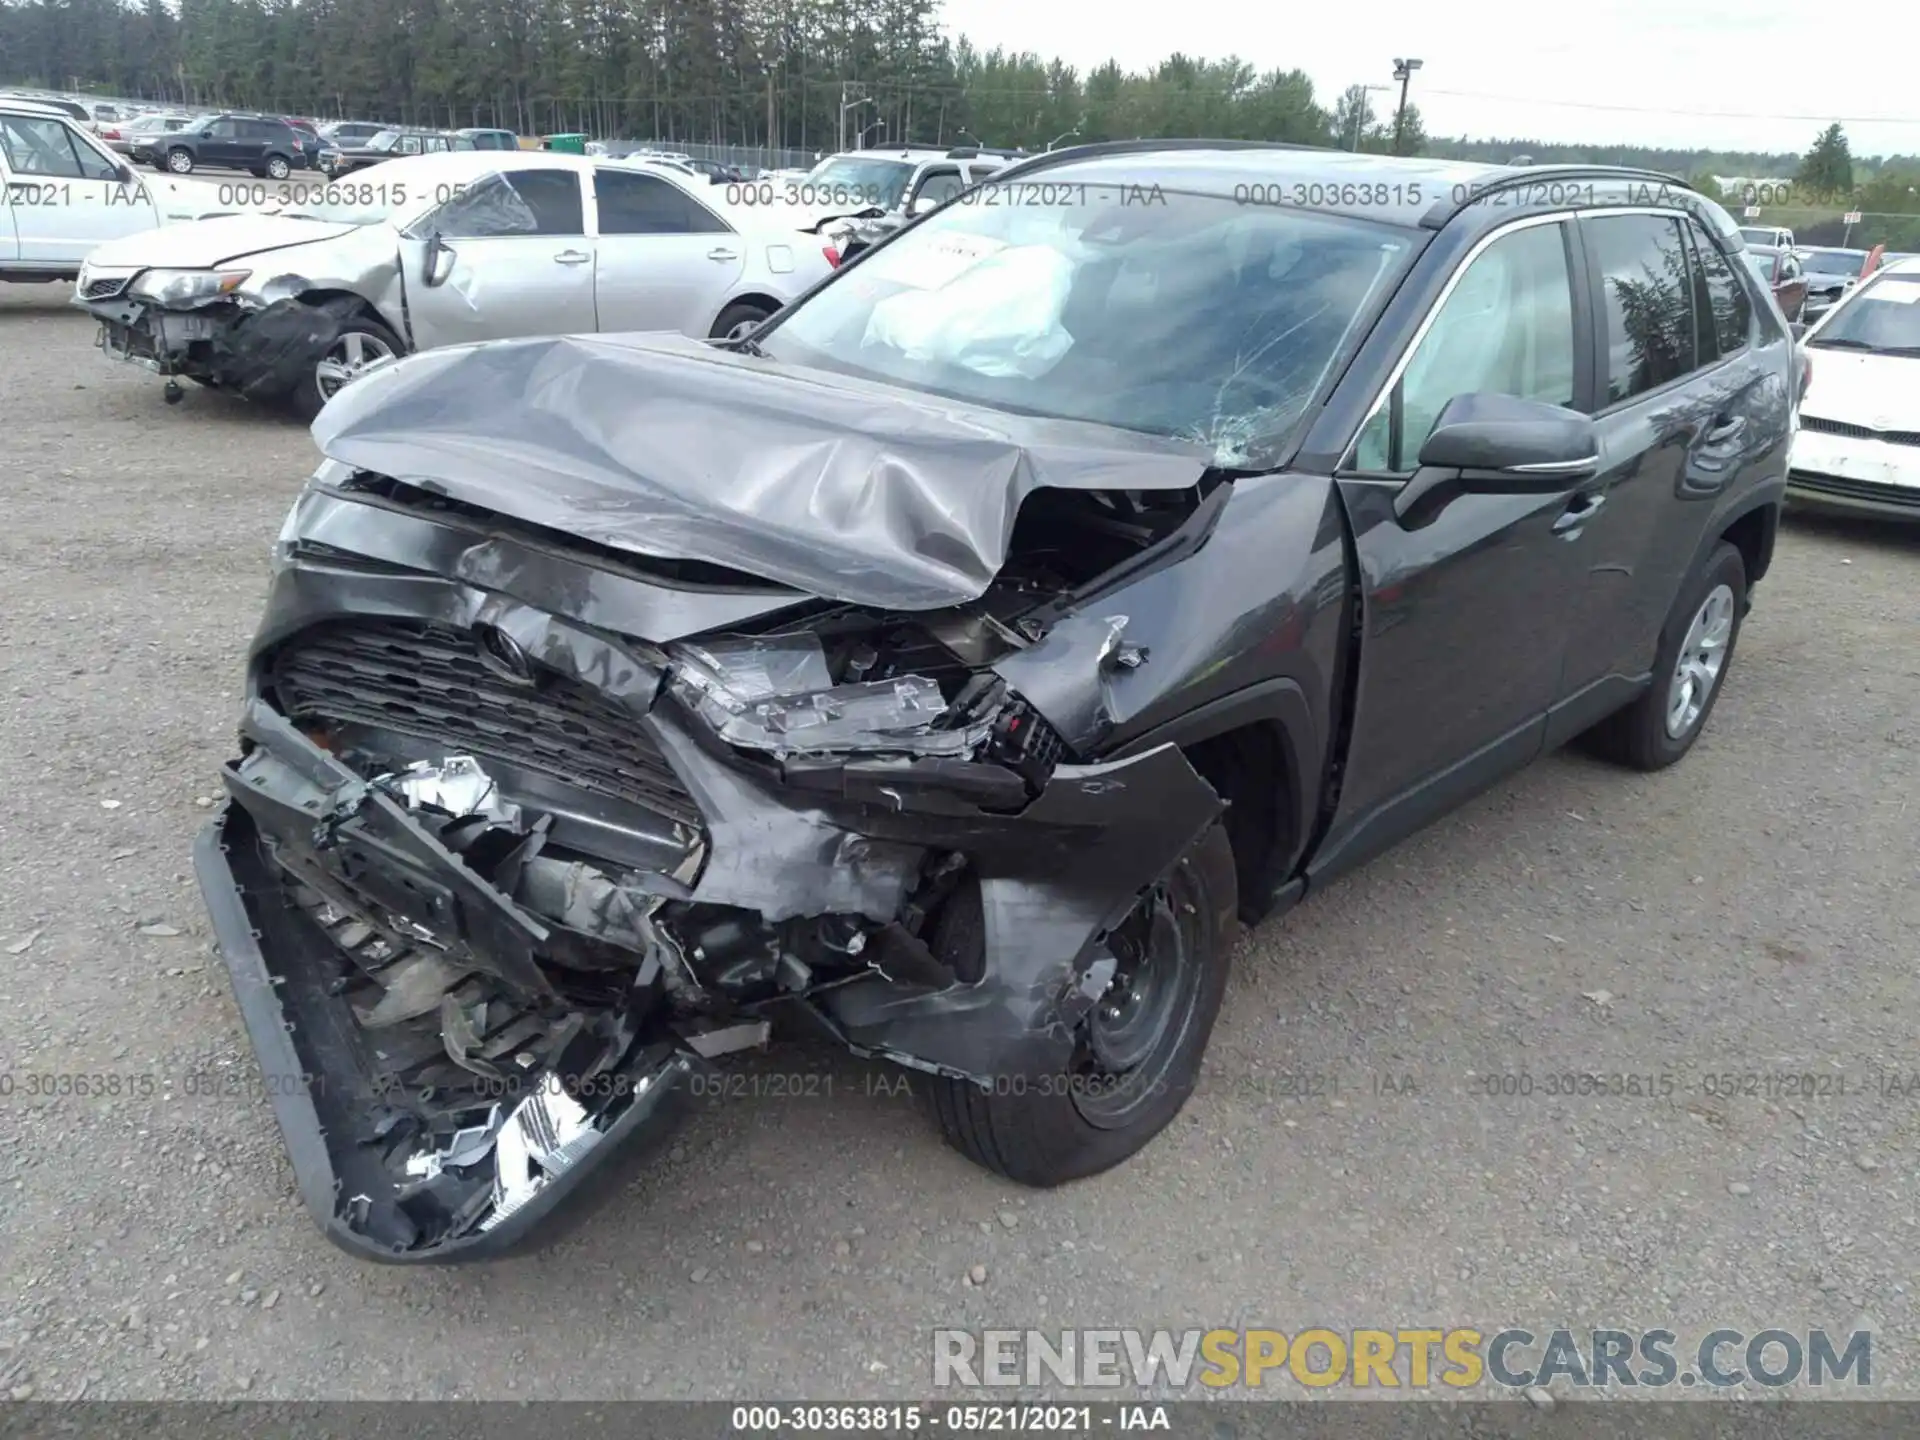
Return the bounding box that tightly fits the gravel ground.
[1,277,1916,1405]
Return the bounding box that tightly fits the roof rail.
[1414,163,1692,229]
[983,136,1338,183]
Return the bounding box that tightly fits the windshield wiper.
[1808,336,1875,349]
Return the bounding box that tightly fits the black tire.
[264,154,291,181]
[710,300,776,342]
[1584,541,1747,771]
[925,821,1239,1187]
[164,147,194,175]
[286,302,404,423]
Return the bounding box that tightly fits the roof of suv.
[985,141,1703,232]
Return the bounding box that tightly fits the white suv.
[1,99,167,282]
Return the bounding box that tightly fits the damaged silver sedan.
[71,149,840,419]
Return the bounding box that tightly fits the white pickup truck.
[1,99,185,282]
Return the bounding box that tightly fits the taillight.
[103,128,120,140]
[823,244,842,268]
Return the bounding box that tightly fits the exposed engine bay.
[208,463,1226,1257]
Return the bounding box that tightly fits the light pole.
[837,86,871,155]
[1046,123,1081,152]
[1347,83,1391,151]
[1391,57,1423,156]
[857,120,887,149]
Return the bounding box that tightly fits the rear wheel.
[925,822,1238,1186]
[264,154,291,181]
[710,300,776,343]
[1583,541,1747,771]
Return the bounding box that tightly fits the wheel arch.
[709,292,784,336]
[1108,680,1319,925]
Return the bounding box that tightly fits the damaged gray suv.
[199,141,1792,1260]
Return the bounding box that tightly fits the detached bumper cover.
[195,801,694,1262]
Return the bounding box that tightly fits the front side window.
[0,115,113,180]
[206,119,237,140]
[760,178,1415,466]
[912,169,966,208]
[1351,221,1577,473]
[408,168,584,238]
[594,168,727,235]
[1586,213,1696,403]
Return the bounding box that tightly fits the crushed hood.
[1801,348,1920,429]
[309,330,1213,610]
[87,213,364,269]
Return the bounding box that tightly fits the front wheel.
[924,822,1239,1186]
[1583,540,1747,771]
[288,305,402,422]
[165,147,194,175]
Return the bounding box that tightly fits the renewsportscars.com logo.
[932,1327,1872,1391]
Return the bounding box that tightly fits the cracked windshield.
[761,178,1413,464]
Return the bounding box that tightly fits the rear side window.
[594,168,727,234]
[1585,213,1696,403]
[1687,221,1752,360]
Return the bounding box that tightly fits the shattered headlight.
[128,268,251,305]
[668,633,987,759]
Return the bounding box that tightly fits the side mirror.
[908,194,937,217]
[115,162,134,184]
[423,231,454,287]
[1396,393,1599,521]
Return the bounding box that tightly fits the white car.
[1,99,171,280]
[71,149,843,417]
[1788,254,1920,519]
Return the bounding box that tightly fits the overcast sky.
[938,0,1920,157]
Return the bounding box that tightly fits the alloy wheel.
[166,149,192,173]
[313,330,396,402]
[1666,582,1735,738]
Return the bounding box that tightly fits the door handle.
[553,249,590,265]
[706,247,740,262]
[1702,415,1746,445]
[1552,491,1606,535]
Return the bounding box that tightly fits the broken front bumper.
[79,293,349,402]
[196,792,695,1263]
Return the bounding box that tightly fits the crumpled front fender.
[806,743,1225,1083]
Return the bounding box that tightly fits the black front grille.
[1800,415,1920,448]
[1789,469,1920,509]
[82,276,127,300]
[268,619,702,827]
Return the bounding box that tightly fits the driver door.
[400,167,598,349]
[1314,215,1598,876]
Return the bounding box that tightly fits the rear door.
[1548,209,1772,737]
[1317,214,1597,873]
[589,166,743,335]
[401,166,597,348]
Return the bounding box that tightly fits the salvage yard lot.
[1,280,1917,1401]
